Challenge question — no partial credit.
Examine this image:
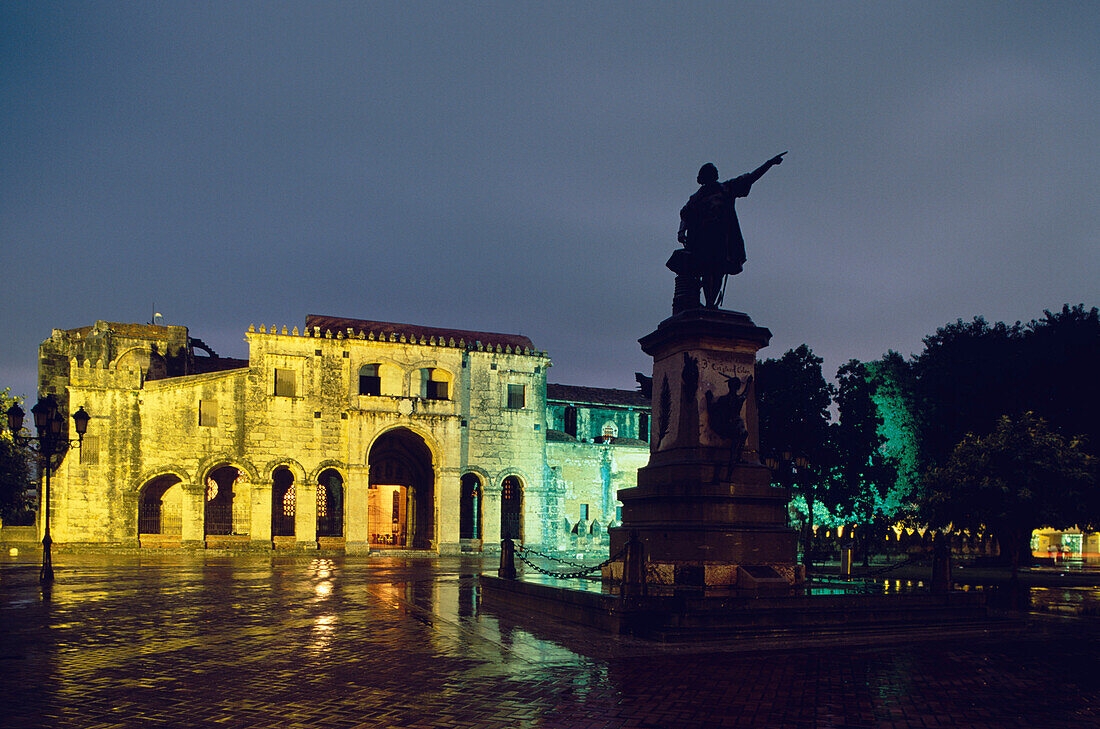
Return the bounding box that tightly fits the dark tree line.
[756,304,1099,568]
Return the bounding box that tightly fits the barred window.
[506,384,525,410]
[79,435,100,466]
[274,368,296,397]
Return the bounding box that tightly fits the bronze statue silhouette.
[674,153,785,308]
[705,374,753,480]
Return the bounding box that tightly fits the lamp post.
[6,395,89,584]
[765,450,812,568]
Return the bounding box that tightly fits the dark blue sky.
[3,2,1097,401]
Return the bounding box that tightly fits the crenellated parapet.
[246,321,549,358]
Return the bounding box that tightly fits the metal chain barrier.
[515,544,627,580]
[858,554,923,577]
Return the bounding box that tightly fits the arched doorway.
[316,469,344,538]
[272,467,296,537]
[459,473,482,543]
[137,474,183,541]
[501,475,523,541]
[204,466,239,536]
[368,428,434,549]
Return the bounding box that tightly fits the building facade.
[34,316,651,554]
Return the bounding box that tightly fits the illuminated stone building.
[544,385,651,549]
[35,316,650,553]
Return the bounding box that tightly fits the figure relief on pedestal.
[669,152,786,311]
[675,352,699,448]
[705,374,753,481]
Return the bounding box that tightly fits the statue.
[705,374,753,480]
[671,153,786,309]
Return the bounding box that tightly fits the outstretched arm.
[745,152,786,186]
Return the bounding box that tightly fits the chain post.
[498,538,517,579]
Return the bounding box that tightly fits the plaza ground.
[2,552,1099,728]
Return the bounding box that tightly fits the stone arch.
[113,346,168,383]
[315,466,345,538]
[499,473,525,541]
[271,465,296,537]
[367,426,436,550]
[196,454,260,484]
[203,464,243,537]
[461,465,492,486]
[261,458,307,483]
[131,465,192,495]
[136,473,184,537]
[459,472,484,542]
[366,423,442,470]
[308,460,348,484]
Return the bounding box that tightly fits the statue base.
[607,307,801,591]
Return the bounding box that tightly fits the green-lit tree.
[0,388,34,524]
[831,360,898,564]
[866,351,923,503]
[756,345,834,564]
[923,412,1096,577]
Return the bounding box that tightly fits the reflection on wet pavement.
[2,552,1099,728]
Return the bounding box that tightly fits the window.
[79,435,100,466]
[274,368,296,397]
[563,406,578,437]
[580,503,589,521]
[506,384,525,409]
[420,368,449,400]
[639,413,649,442]
[359,364,381,396]
[199,400,217,427]
[601,421,619,440]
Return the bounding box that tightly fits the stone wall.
[41,319,552,552]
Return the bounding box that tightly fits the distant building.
[33,316,650,553]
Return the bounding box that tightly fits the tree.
[922,412,1096,577]
[911,316,1028,468]
[0,388,34,524]
[1021,304,1100,456]
[831,360,897,564]
[756,345,833,563]
[866,350,922,504]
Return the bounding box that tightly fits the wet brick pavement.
[2,552,1099,728]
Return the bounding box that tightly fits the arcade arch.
[368,428,434,549]
[459,473,483,542]
[137,474,183,536]
[501,475,523,541]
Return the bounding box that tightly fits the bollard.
[621,530,647,597]
[498,537,517,579]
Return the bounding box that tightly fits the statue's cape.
[679,175,753,274]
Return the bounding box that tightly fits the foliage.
[909,304,1100,470]
[0,388,34,523]
[922,412,1096,573]
[830,360,899,537]
[1022,304,1100,456]
[757,344,833,465]
[865,351,923,501]
[910,316,1027,468]
[756,345,835,561]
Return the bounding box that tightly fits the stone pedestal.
[608,308,801,590]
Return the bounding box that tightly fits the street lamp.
[6,395,89,584]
